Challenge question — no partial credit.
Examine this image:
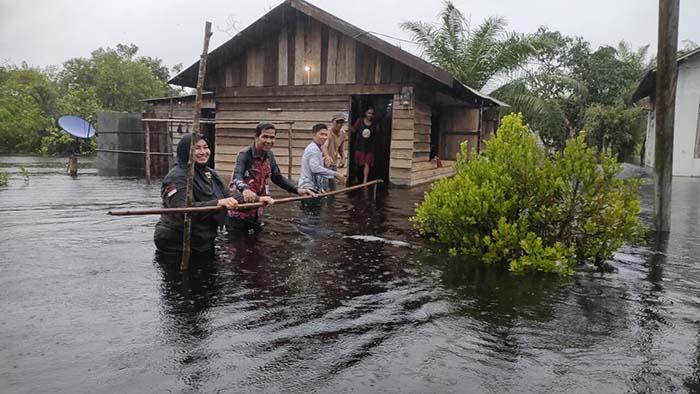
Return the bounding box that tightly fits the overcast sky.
[1,0,699,72]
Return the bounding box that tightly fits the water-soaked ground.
[1,155,700,394]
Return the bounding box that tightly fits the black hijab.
[176,134,226,203]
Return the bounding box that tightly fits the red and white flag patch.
[165,185,177,198]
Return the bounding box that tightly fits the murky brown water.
[1,155,700,394]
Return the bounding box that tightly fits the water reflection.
[630,231,670,392]
[155,253,222,391]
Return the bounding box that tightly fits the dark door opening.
[430,110,441,161]
[348,95,393,185]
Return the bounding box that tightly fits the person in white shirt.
[298,123,346,193]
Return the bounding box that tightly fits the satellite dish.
[58,116,96,139]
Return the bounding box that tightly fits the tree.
[0,44,181,154]
[0,65,57,152]
[58,43,182,112]
[401,1,535,90]
[492,28,589,151]
[412,114,644,275]
[583,104,645,162]
[494,30,649,155]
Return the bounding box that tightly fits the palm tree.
[401,1,535,90]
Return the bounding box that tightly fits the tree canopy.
[403,3,651,158]
[0,44,182,154]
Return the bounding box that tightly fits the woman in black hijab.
[154,134,256,255]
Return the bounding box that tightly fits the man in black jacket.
[227,122,315,234]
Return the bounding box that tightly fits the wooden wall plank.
[379,54,393,84]
[374,54,382,84]
[217,110,347,122]
[225,65,233,88]
[219,95,348,105]
[308,18,322,84]
[246,46,264,87]
[278,29,288,86]
[263,38,278,87]
[320,25,329,85]
[294,14,306,85]
[229,60,242,87]
[326,29,338,84]
[218,84,402,98]
[218,101,348,112]
[336,34,355,84]
[287,16,296,86]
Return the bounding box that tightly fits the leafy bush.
[39,126,96,156]
[583,103,645,162]
[412,113,644,275]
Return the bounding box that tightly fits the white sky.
[1,0,698,73]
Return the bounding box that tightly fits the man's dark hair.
[255,122,275,137]
[312,123,327,134]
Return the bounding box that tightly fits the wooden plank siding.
[211,11,423,91]
[204,8,489,186]
[213,92,350,181]
[389,94,414,186]
[440,107,480,160]
[409,93,458,186]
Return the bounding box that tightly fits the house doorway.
[348,95,393,185]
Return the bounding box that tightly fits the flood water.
[1,155,700,394]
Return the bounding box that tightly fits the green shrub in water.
[18,165,29,182]
[0,169,7,186]
[412,113,644,275]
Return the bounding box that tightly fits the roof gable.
[170,0,453,87]
[169,0,505,107]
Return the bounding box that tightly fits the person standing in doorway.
[321,112,348,190]
[352,107,377,185]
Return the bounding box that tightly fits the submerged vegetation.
[18,165,30,182]
[0,169,7,186]
[412,114,645,275]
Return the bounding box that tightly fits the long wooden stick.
[108,180,383,216]
[144,121,151,183]
[182,21,213,271]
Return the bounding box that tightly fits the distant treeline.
[0,44,184,155]
[403,2,698,160]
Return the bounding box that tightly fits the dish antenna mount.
[58,115,96,177]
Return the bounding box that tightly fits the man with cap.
[227,122,315,234]
[321,112,348,190]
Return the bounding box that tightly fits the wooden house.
[169,0,506,187]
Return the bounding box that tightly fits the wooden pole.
[68,137,78,177]
[166,120,174,169]
[288,123,294,180]
[68,156,78,177]
[654,0,679,232]
[181,21,213,271]
[108,180,384,216]
[144,120,151,183]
